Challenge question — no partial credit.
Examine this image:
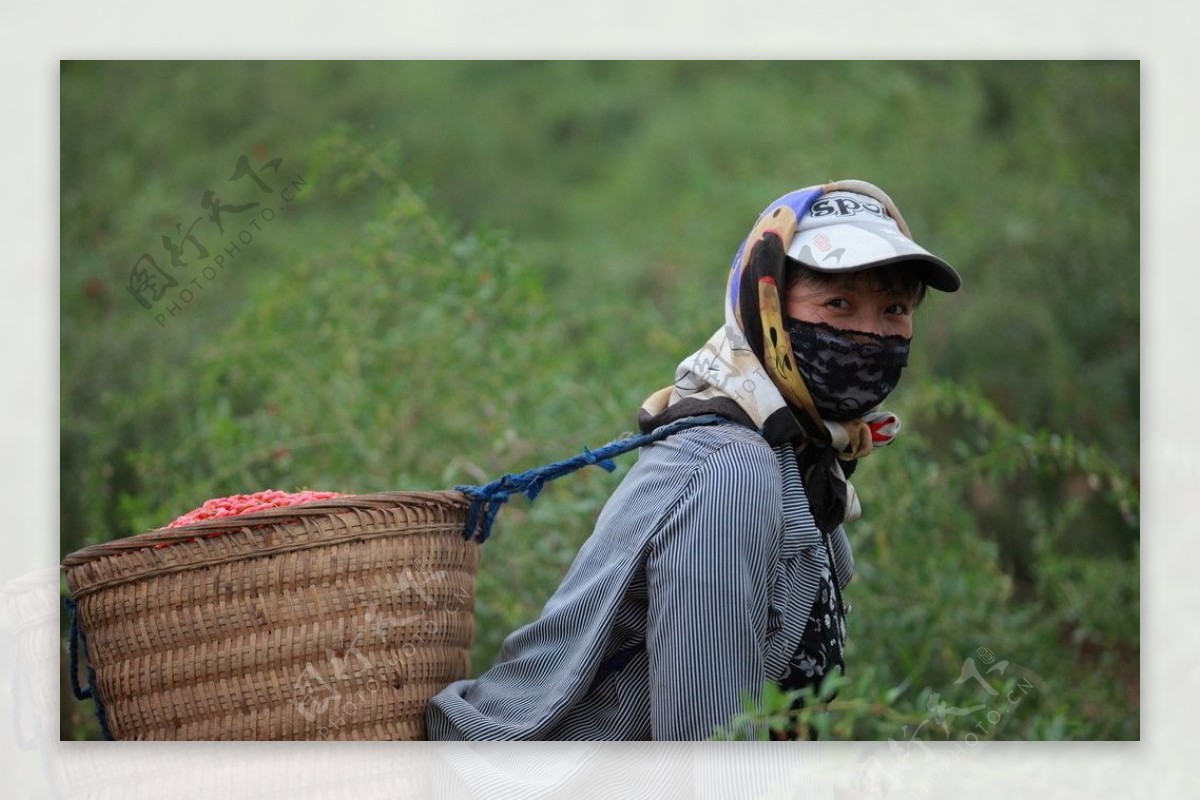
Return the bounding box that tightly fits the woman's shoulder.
[616,419,784,520]
[640,419,778,480]
[587,419,784,562]
[640,421,785,561]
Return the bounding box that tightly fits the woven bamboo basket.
[61,490,480,741]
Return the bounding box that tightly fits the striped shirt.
[425,420,854,741]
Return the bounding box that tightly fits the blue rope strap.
[456,413,734,543]
[65,597,114,740]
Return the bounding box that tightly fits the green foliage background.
[60,61,1139,741]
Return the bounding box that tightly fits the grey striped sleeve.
[645,435,783,740]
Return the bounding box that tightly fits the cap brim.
[787,221,962,293]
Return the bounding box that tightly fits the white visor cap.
[785,190,961,292]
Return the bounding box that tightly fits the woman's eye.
[886,302,911,316]
[825,298,850,310]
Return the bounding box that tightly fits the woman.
[426,179,961,740]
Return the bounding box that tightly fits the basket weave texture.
[61,491,479,741]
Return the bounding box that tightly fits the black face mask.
[786,319,911,422]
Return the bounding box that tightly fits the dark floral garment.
[774,533,848,739]
[780,553,847,694]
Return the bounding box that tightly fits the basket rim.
[62,489,471,569]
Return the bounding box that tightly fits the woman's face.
[784,269,918,340]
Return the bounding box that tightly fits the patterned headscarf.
[638,180,915,532]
